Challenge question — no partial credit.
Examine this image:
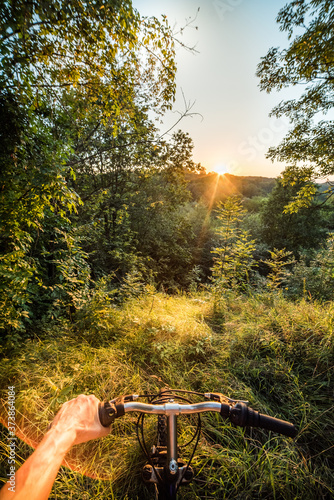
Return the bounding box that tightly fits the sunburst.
[211,164,229,176]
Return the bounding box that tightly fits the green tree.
[211,196,256,292]
[263,248,295,291]
[0,0,178,334]
[260,177,327,253]
[287,233,334,300]
[76,130,204,288]
[256,0,334,209]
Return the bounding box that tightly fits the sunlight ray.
[193,173,221,265]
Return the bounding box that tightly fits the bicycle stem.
[167,413,178,476]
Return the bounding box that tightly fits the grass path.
[1,291,333,498]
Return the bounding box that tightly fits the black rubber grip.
[256,413,297,438]
[98,401,116,427]
[220,402,231,418]
[229,403,297,438]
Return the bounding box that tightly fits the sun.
[211,164,229,176]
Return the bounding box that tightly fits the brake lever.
[205,392,249,405]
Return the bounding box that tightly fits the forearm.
[0,428,76,500]
[0,394,109,500]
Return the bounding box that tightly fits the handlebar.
[98,393,297,438]
[229,402,297,438]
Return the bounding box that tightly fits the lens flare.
[211,164,229,176]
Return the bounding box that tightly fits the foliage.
[42,229,91,316]
[75,130,204,289]
[71,274,119,345]
[130,198,212,291]
[263,248,295,291]
[211,196,257,293]
[287,232,334,301]
[0,0,179,334]
[260,177,327,252]
[0,0,176,116]
[0,93,78,336]
[0,235,35,335]
[257,0,334,208]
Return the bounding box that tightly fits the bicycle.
[98,387,297,500]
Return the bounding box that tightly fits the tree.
[211,196,256,292]
[287,232,334,300]
[263,248,295,291]
[256,0,334,210]
[0,0,178,335]
[260,177,328,253]
[75,130,204,287]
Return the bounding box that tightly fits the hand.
[0,395,110,500]
[48,394,110,446]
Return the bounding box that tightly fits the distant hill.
[186,172,276,205]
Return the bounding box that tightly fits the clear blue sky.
[133,0,300,178]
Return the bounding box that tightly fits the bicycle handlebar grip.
[256,412,297,438]
[98,401,116,427]
[230,403,297,438]
[220,402,231,418]
[98,398,126,427]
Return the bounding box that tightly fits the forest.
[0,0,333,499]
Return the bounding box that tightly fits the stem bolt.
[169,459,178,475]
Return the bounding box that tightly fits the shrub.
[287,233,334,301]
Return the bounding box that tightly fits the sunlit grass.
[0,291,333,498]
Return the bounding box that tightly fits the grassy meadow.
[1,290,333,499]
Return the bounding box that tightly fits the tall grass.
[0,291,333,498]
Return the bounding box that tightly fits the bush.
[287,233,334,301]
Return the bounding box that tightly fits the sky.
[132,0,300,178]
